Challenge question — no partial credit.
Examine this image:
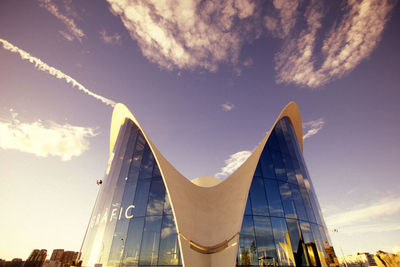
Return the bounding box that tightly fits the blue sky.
[0,0,400,260]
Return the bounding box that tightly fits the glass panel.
[153,164,162,177]
[260,150,276,179]
[138,144,155,179]
[283,155,298,185]
[274,122,290,156]
[237,216,257,266]
[163,192,173,215]
[267,130,280,151]
[139,216,163,265]
[254,163,262,177]
[244,196,252,216]
[278,181,297,219]
[311,224,328,267]
[289,184,308,221]
[146,178,166,216]
[264,179,284,217]
[127,133,146,182]
[271,217,295,266]
[282,118,298,161]
[271,150,287,181]
[122,217,145,266]
[286,219,309,267]
[158,215,180,265]
[132,180,151,217]
[301,222,318,267]
[253,216,278,266]
[249,176,269,216]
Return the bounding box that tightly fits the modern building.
[79,102,338,267]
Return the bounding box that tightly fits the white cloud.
[275,0,396,88]
[106,0,396,88]
[0,109,96,161]
[325,196,400,229]
[39,0,85,42]
[100,29,122,45]
[265,0,299,38]
[303,118,324,140]
[106,0,261,71]
[0,38,116,107]
[215,150,252,178]
[221,102,235,111]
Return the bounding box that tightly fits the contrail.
[0,38,116,107]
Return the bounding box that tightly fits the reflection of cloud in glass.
[146,199,164,215]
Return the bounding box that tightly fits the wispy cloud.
[274,0,396,88]
[0,109,96,161]
[107,0,396,88]
[0,38,116,107]
[325,196,400,231]
[221,102,235,111]
[215,150,252,178]
[100,29,122,45]
[39,0,85,42]
[106,0,260,71]
[303,118,324,140]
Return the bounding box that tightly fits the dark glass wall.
[80,119,182,267]
[237,117,335,267]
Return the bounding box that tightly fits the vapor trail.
[0,38,116,107]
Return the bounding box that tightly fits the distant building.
[47,250,78,267]
[24,250,46,267]
[340,252,377,267]
[3,259,24,267]
[42,261,61,267]
[60,252,78,266]
[50,250,64,262]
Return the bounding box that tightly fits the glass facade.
[237,117,335,267]
[80,119,182,267]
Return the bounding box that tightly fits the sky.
[0,0,400,261]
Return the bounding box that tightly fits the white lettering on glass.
[110,208,118,222]
[125,205,135,219]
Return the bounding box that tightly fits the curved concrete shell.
[80,102,337,267]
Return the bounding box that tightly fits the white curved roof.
[109,102,303,267]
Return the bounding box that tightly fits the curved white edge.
[108,102,305,267]
[110,101,303,181]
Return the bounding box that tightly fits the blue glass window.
[264,179,284,217]
[289,183,308,221]
[146,178,166,216]
[253,216,277,266]
[158,215,181,265]
[271,217,295,266]
[80,119,182,267]
[237,216,258,266]
[278,181,297,219]
[249,176,269,216]
[138,144,155,179]
[237,116,335,266]
[123,217,145,266]
[139,216,163,265]
[132,180,151,217]
[271,150,287,181]
[244,196,252,216]
[260,150,276,179]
